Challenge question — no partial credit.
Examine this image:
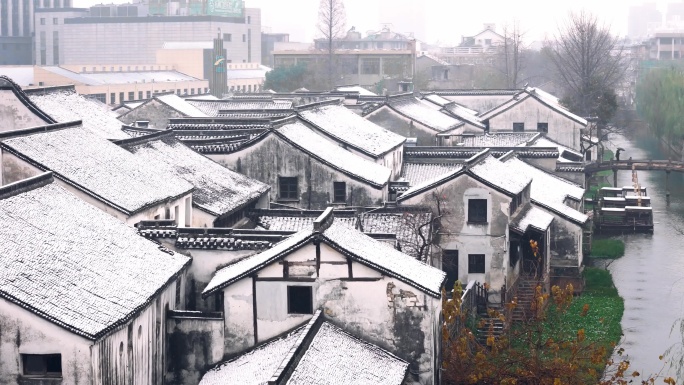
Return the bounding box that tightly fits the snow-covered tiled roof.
[299,104,405,157]
[399,165,464,199]
[469,154,531,195]
[155,93,208,117]
[322,221,445,296]
[458,133,537,147]
[188,99,293,116]
[336,85,377,96]
[525,136,582,161]
[423,93,453,107]
[0,178,190,339]
[442,103,486,129]
[203,229,314,295]
[387,96,463,132]
[121,135,269,217]
[276,122,391,187]
[2,125,193,215]
[199,325,306,385]
[200,311,407,385]
[401,163,463,186]
[286,321,408,385]
[26,88,129,139]
[360,210,433,260]
[204,217,445,297]
[512,205,554,233]
[501,157,588,224]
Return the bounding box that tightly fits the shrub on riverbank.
[591,238,626,259]
[547,267,623,345]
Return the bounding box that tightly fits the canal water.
[604,132,684,380]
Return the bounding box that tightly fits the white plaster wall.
[91,279,182,385]
[0,90,51,131]
[487,96,584,151]
[192,207,217,228]
[221,277,255,355]
[0,297,93,384]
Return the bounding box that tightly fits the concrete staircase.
[511,277,542,322]
[475,316,505,345]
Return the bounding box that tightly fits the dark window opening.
[468,254,486,274]
[513,122,524,132]
[223,33,232,42]
[509,241,520,267]
[333,181,346,203]
[287,286,313,314]
[165,207,171,219]
[468,199,487,223]
[443,250,458,291]
[22,354,62,377]
[110,93,115,104]
[278,176,298,200]
[128,91,134,101]
[537,123,548,133]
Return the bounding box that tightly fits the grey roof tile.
[276,122,391,187]
[2,126,193,214]
[299,104,405,157]
[0,181,190,339]
[27,88,129,139]
[123,136,269,217]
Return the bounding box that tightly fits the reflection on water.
[604,132,684,379]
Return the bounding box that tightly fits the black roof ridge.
[249,207,358,217]
[0,76,57,123]
[0,172,54,200]
[113,129,175,147]
[268,310,324,385]
[0,120,82,140]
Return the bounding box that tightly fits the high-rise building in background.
[33,1,259,66]
[0,0,72,64]
[628,2,662,41]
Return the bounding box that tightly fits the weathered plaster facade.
[400,174,529,302]
[0,89,51,131]
[214,242,441,385]
[165,312,224,385]
[207,134,386,209]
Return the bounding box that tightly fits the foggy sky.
[72,0,677,44]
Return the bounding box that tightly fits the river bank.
[601,130,684,380]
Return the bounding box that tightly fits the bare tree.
[547,11,626,123]
[499,22,526,89]
[317,0,346,89]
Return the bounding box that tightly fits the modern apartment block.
[33,3,261,66]
[0,0,72,64]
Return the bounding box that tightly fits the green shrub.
[590,238,625,259]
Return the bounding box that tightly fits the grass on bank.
[590,238,626,259]
[538,268,624,382]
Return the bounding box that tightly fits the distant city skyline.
[72,0,684,44]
